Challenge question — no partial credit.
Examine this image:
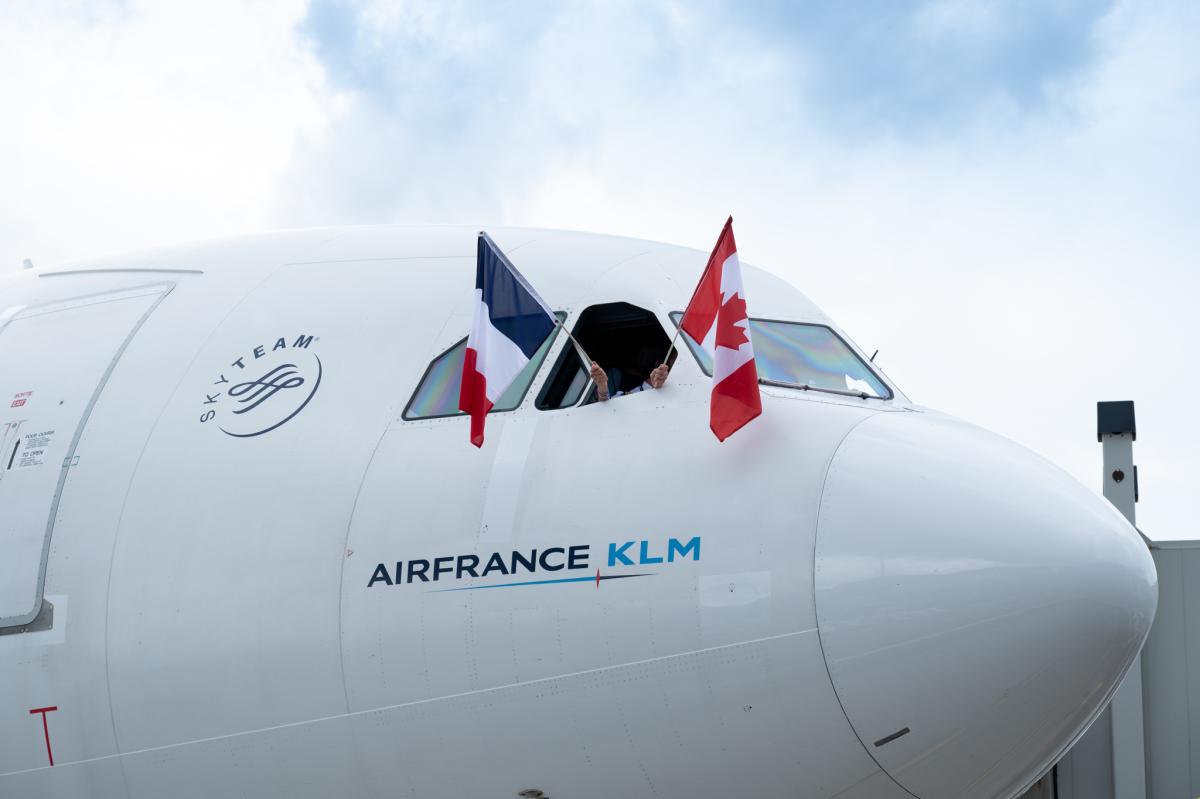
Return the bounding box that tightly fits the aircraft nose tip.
[814,411,1157,799]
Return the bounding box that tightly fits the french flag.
[459,232,557,447]
[680,217,762,441]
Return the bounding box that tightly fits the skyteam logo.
[368,536,701,592]
[198,334,322,438]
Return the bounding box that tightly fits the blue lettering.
[510,550,537,574]
[407,559,430,583]
[456,555,479,578]
[639,540,663,564]
[368,563,393,587]
[668,537,701,562]
[567,545,589,570]
[481,552,510,576]
[538,547,566,571]
[608,541,635,567]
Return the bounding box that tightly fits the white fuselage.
[0,227,1156,798]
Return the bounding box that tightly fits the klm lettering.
[608,537,700,567]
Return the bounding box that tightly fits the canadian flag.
[680,217,762,441]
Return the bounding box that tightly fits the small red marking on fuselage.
[10,398,25,408]
[595,569,601,588]
[29,706,58,766]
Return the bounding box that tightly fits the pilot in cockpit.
[588,344,670,402]
[533,302,676,408]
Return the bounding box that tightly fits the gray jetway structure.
[1057,540,1200,799]
[1139,538,1200,797]
[1028,401,1200,799]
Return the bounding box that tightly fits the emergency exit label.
[10,390,31,408]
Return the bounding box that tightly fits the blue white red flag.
[459,232,556,447]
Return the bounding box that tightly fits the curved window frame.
[403,312,566,421]
[535,301,676,412]
[668,312,894,401]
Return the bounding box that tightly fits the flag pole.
[556,317,593,370]
[478,230,596,369]
[662,327,681,367]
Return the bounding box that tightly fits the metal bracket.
[0,599,54,636]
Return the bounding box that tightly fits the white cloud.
[0,0,1196,535]
[505,1,1200,538]
[0,0,332,269]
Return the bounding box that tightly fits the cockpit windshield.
[669,313,891,399]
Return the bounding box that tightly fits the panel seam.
[810,411,921,799]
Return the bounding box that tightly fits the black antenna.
[870,349,878,362]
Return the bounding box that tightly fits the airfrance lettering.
[368,536,701,592]
[197,334,322,438]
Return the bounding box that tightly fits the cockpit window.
[537,302,676,409]
[403,312,565,419]
[668,313,892,399]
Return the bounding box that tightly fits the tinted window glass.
[669,313,890,399]
[535,344,590,410]
[404,314,563,419]
[536,302,673,410]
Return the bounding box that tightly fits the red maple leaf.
[715,293,750,350]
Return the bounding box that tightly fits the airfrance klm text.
[368,536,701,591]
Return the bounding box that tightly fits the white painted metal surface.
[0,226,1158,798]
[1102,431,1149,799]
[0,285,169,626]
[815,412,1156,798]
[1053,414,1151,799]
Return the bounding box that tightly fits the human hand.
[590,361,609,400]
[648,363,669,389]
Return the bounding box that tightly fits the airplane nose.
[814,411,1157,799]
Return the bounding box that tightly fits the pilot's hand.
[648,363,669,389]
[590,361,610,401]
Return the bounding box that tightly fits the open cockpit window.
[536,302,676,409]
[668,313,891,399]
[403,312,565,420]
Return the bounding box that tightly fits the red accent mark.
[10,398,25,408]
[29,706,58,766]
[595,569,601,588]
[715,293,750,350]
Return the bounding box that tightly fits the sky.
[1,0,1196,537]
